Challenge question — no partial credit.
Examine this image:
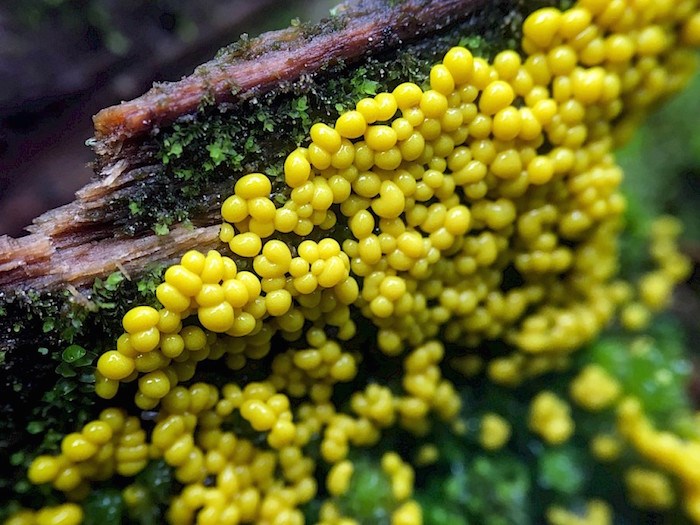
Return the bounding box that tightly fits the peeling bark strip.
[0,0,491,291]
[93,0,486,151]
[0,225,220,290]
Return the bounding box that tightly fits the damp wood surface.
[0,0,494,292]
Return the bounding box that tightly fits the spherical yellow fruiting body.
[97,350,135,380]
[311,123,342,153]
[529,392,574,445]
[479,80,515,115]
[27,456,61,485]
[480,413,511,450]
[122,306,160,333]
[234,173,271,199]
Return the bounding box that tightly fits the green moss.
[82,489,125,525]
[585,318,692,430]
[419,452,532,525]
[336,457,396,523]
[537,446,587,496]
[617,70,700,243]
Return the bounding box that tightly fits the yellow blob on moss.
[569,364,620,411]
[529,391,575,445]
[479,412,512,451]
[546,499,612,525]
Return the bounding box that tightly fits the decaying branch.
[0,0,496,291]
[92,0,487,148]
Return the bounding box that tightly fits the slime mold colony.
[4,0,700,524]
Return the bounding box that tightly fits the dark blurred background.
[0,0,335,237]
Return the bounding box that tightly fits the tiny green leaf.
[62,344,87,363]
[27,421,44,434]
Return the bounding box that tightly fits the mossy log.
[0,0,524,292]
[0,0,535,445]
[2,0,698,519]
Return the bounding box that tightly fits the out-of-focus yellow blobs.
[449,354,483,377]
[3,510,36,525]
[682,12,700,45]
[625,467,675,510]
[479,413,511,451]
[616,396,700,521]
[686,486,700,525]
[590,434,621,462]
[527,155,555,184]
[633,216,692,313]
[326,460,354,496]
[240,399,277,431]
[391,500,423,525]
[397,341,461,427]
[354,452,422,525]
[620,302,651,331]
[318,502,360,525]
[617,215,691,332]
[486,353,570,388]
[414,443,439,466]
[5,504,84,525]
[546,499,612,525]
[350,384,397,431]
[569,364,620,410]
[529,391,574,445]
[122,484,148,510]
[380,450,418,502]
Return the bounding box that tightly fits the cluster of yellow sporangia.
[8,0,700,524]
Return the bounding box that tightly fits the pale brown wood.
[0,225,220,289]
